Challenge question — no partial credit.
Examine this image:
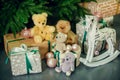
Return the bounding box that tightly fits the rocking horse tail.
[109,28,116,44]
[112,29,116,44]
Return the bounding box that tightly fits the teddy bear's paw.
[34,35,42,43]
[66,72,71,76]
[55,67,61,73]
[71,68,74,72]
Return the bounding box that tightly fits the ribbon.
[81,20,87,54]
[52,43,56,49]
[25,53,32,74]
[5,44,38,74]
[99,19,107,28]
[54,50,60,67]
[82,31,87,54]
[30,49,39,54]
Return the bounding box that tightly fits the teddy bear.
[55,52,75,76]
[44,25,55,41]
[31,12,55,43]
[52,32,67,67]
[56,20,78,44]
[53,32,67,53]
[31,12,48,43]
[66,44,81,67]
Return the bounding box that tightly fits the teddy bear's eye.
[38,22,41,24]
[56,36,58,38]
[66,58,69,61]
[41,31,43,34]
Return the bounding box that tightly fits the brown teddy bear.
[56,20,77,44]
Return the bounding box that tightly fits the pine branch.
[0,0,49,38]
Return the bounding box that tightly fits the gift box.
[8,44,42,76]
[80,0,120,18]
[52,43,81,67]
[4,33,49,59]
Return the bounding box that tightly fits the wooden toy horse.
[77,15,120,67]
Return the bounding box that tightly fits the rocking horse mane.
[85,15,98,32]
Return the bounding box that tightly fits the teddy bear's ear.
[42,12,48,17]
[32,14,37,20]
[49,26,55,32]
[66,21,71,29]
[66,21,70,25]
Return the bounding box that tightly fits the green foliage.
[47,0,97,32]
[81,0,97,2]
[0,0,49,38]
[0,0,96,43]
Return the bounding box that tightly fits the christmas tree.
[0,0,96,43]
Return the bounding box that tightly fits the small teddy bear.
[53,32,67,53]
[55,52,75,76]
[52,32,67,68]
[31,12,48,43]
[44,25,55,41]
[56,20,77,44]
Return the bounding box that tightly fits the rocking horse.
[77,15,120,67]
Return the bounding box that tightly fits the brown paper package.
[4,33,49,59]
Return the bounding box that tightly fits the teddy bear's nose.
[60,26,64,29]
[61,27,64,29]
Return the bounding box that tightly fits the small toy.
[55,52,75,76]
[44,25,55,41]
[53,32,67,53]
[31,12,48,43]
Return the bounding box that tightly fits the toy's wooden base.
[80,50,120,67]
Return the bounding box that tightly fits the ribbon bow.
[54,50,60,67]
[99,19,107,28]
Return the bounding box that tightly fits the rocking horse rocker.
[78,15,120,67]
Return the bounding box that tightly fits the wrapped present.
[80,0,120,18]
[4,33,49,59]
[52,43,81,67]
[7,44,42,76]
